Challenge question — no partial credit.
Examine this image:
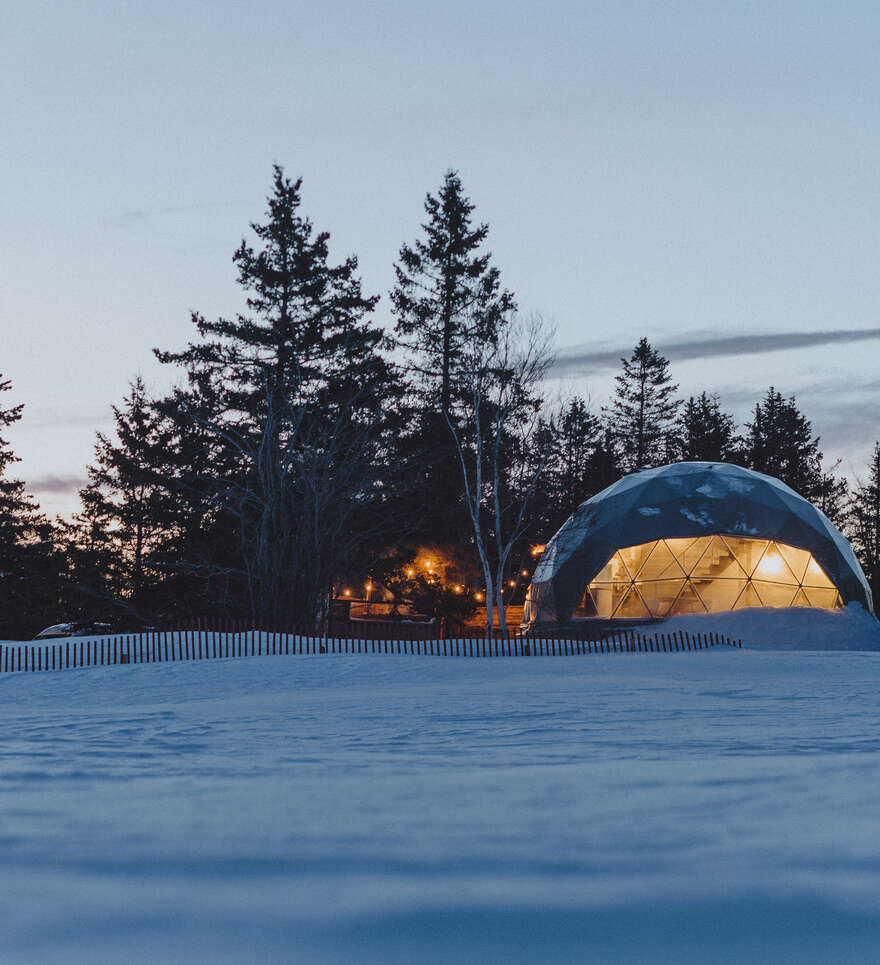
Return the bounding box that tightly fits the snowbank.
[3,653,880,963]
[659,602,880,651]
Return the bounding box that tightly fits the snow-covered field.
[4,644,880,963]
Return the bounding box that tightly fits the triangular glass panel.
[618,542,656,580]
[751,580,799,608]
[802,556,836,590]
[690,535,746,580]
[717,536,751,578]
[790,588,812,608]
[752,542,799,584]
[729,539,770,578]
[586,583,617,619]
[733,582,765,610]
[612,584,652,619]
[664,537,711,575]
[776,543,811,583]
[592,553,622,584]
[669,580,708,615]
[635,579,686,618]
[636,541,687,581]
[801,586,840,609]
[575,587,598,617]
[690,578,747,613]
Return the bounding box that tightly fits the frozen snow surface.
[662,602,880,651]
[4,641,880,962]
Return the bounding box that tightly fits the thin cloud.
[29,474,88,495]
[105,200,251,229]
[554,328,880,374]
[108,209,149,227]
[25,407,112,429]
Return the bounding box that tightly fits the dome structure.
[523,462,872,627]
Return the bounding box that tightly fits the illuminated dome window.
[577,536,842,619]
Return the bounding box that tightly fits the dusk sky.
[4,0,880,515]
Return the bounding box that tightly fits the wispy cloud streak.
[554,328,880,374]
[29,474,88,495]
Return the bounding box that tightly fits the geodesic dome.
[523,462,872,627]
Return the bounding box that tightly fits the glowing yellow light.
[366,582,372,591]
[508,579,516,587]
[475,592,484,601]
[454,584,463,593]
[531,544,546,557]
[343,589,351,597]
[758,552,783,576]
[521,569,528,577]
[406,568,414,577]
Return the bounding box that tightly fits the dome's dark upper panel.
[524,462,872,625]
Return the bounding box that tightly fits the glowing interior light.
[406,568,414,577]
[366,583,372,591]
[580,536,841,619]
[531,544,546,556]
[758,552,783,576]
[508,579,516,587]
[454,585,463,593]
[521,569,528,577]
[343,589,351,597]
[475,592,484,601]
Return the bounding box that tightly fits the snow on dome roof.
[524,461,872,626]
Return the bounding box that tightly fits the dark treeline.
[2,166,879,638]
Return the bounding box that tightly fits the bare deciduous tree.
[445,313,556,637]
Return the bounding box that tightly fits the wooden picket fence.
[0,626,741,674]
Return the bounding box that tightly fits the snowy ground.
[4,647,880,963]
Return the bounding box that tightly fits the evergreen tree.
[679,392,740,462]
[0,375,64,638]
[531,399,620,537]
[60,482,118,620]
[850,442,880,602]
[815,462,849,529]
[156,166,397,627]
[392,169,516,413]
[605,338,680,473]
[390,170,516,546]
[742,387,824,501]
[554,397,602,496]
[71,376,173,618]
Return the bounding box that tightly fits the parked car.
[34,621,113,640]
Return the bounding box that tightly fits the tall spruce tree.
[0,375,64,637]
[71,376,172,617]
[531,398,620,536]
[554,397,602,496]
[742,388,824,501]
[156,166,396,627]
[392,170,516,413]
[815,462,849,529]
[850,442,880,602]
[606,338,680,473]
[390,171,516,548]
[679,392,740,463]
